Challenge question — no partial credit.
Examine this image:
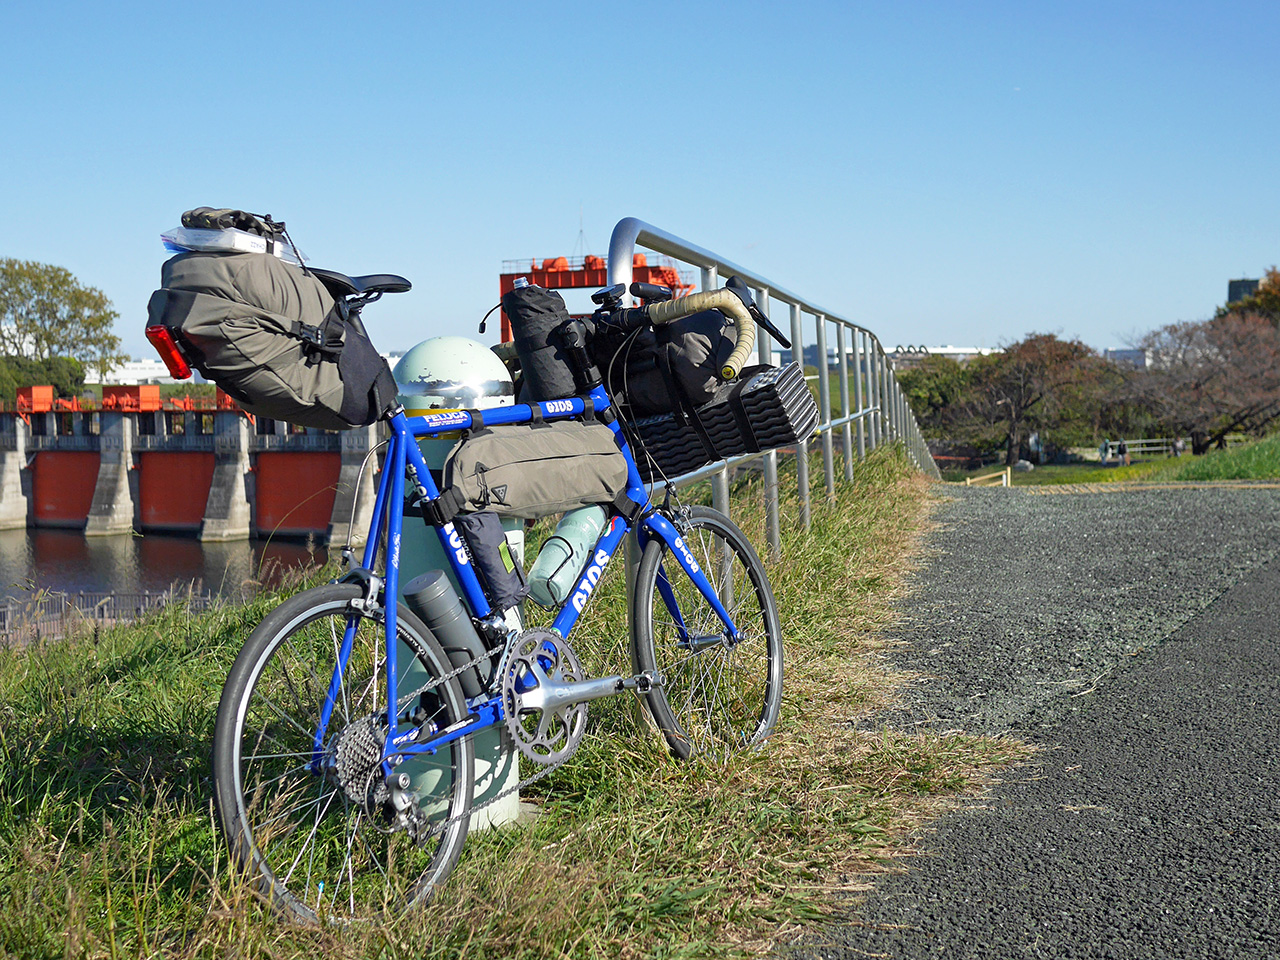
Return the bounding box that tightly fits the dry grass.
[0,444,1025,959]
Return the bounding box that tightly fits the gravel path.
[789,483,1280,959]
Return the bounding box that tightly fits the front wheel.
[212,583,474,923]
[631,506,783,760]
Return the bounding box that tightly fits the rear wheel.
[630,506,783,760]
[212,583,474,923]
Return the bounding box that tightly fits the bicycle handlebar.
[644,289,757,380]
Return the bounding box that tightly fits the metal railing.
[132,434,217,452]
[606,217,941,557]
[0,589,218,644]
[250,433,343,452]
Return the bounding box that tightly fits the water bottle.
[403,570,491,698]
[528,506,607,608]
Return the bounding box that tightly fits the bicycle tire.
[630,506,784,760]
[212,582,474,923]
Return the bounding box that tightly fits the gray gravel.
[787,484,1280,959]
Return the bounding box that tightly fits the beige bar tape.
[645,289,757,380]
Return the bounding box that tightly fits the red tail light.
[145,325,193,379]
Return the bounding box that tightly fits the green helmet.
[393,336,514,416]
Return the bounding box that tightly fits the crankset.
[498,628,664,766]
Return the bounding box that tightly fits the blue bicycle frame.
[312,382,742,775]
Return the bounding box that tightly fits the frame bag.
[440,419,630,520]
[147,242,397,430]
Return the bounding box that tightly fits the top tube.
[400,389,651,515]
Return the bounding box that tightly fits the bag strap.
[724,376,762,453]
[418,486,466,528]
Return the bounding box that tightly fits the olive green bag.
[146,250,396,430]
[440,420,630,519]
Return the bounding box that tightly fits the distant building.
[887,345,1000,369]
[1228,278,1260,304]
[1104,348,1151,369]
[83,359,178,385]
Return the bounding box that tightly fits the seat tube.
[381,432,408,767]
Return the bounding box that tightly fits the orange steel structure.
[8,386,244,416]
[32,451,100,527]
[497,253,695,341]
[255,452,342,536]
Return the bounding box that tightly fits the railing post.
[756,286,781,558]
[852,330,866,461]
[835,323,854,481]
[814,313,835,499]
[789,302,810,530]
[867,343,880,450]
[702,264,730,521]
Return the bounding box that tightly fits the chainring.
[499,628,587,766]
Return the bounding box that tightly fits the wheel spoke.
[212,586,475,921]
[633,509,782,759]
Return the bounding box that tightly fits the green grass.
[0,447,1024,959]
[1142,433,1280,481]
[943,434,1280,487]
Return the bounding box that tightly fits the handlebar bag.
[590,309,736,416]
[441,419,629,520]
[146,251,397,430]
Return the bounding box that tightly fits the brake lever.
[724,277,792,350]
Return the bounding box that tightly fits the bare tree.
[1136,312,1280,454]
[958,334,1104,465]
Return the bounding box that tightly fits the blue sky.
[2,1,1277,360]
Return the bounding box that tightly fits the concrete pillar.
[85,411,136,536]
[328,424,380,548]
[0,415,30,530]
[200,411,253,542]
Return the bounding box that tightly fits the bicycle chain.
[348,604,575,837]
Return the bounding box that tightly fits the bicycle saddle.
[311,268,412,298]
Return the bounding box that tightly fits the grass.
[942,433,1280,487]
[1141,432,1280,481]
[0,446,1024,959]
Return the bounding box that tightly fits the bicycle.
[210,273,785,923]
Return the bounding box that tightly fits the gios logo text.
[444,523,470,567]
[672,536,700,575]
[570,548,612,612]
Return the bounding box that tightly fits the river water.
[0,528,329,603]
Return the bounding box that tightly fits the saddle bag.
[147,223,397,430]
[440,419,629,519]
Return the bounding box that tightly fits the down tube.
[637,513,740,638]
[550,515,631,638]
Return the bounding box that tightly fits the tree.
[1134,312,1280,454]
[0,259,124,378]
[956,334,1104,465]
[1218,267,1280,322]
[0,355,86,402]
[897,354,968,438]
